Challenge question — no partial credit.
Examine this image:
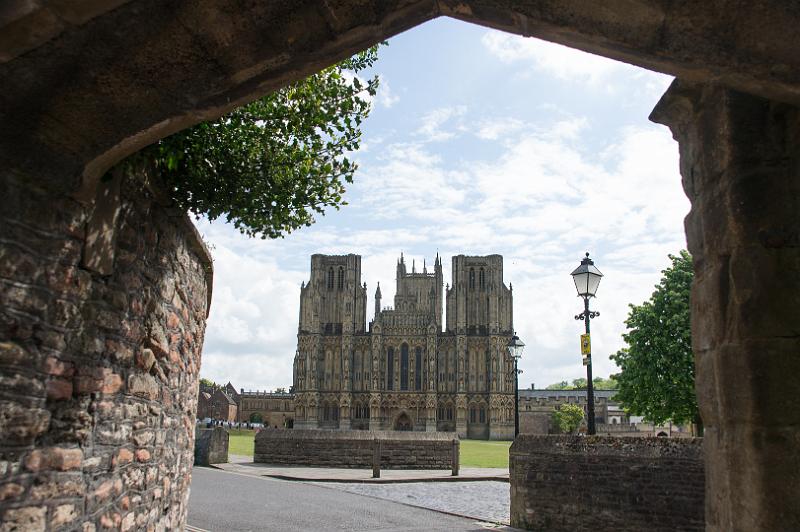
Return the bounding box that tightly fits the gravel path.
[315,481,511,525]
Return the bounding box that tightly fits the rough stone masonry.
[510,435,704,532]
[0,166,212,531]
[255,430,457,470]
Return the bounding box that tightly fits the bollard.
[452,438,459,476]
[372,438,381,478]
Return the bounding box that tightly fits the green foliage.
[249,412,263,423]
[552,404,585,433]
[610,251,699,428]
[199,378,217,389]
[544,376,617,390]
[125,45,382,239]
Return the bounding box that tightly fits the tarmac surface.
[187,466,516,531]
[315,480,511,524]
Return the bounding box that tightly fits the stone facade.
[0,167,211,530]
[510,435,705,531]
[208,388,237,423]
[293,254,516,439]
[254,430,457,470]
[236,390,294,428]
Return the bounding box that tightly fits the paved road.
[316,481,510,524]
[187,467,506,531]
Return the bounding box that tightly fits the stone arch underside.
[2,1,800,194]
[2,1,800,531]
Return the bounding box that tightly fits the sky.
[195,18,689,392]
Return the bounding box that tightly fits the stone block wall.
[254,430,457,469]
[510,435,704,531]
[0,167,211,530]
[194,428,228,466]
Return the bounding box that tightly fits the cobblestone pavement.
[315,481,511,525]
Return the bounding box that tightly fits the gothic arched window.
[387,348,394,391]
[327,267,334,290]
[337,267,344,291]
[414,347,422,391]
[479,268,485,290]
[469,268,475,290]
[400,343,409,391]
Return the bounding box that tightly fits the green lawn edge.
[225,430,510,468]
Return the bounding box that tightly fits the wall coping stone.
[510,434,703,459]
[256,430,457,442]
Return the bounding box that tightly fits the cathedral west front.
[292,253,517,440]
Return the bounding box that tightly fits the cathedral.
[292,253,517,440]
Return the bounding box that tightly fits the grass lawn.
[225,430,510,468]
[459,439,511,468]
[228,429,256,457]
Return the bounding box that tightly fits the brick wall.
[254,430,457,469]
[510,435,704,531]
[0,167,211,530]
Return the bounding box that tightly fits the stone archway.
[393,412,413,431]
[2,2,800,530]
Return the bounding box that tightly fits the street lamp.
[507,332,525,437]
[571,252,603,435]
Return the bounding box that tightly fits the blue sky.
[196,18,689,392]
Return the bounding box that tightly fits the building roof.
[212,388,237,405]
[520,389,619,400]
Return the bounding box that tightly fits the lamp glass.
[507,334,525,360]
[570,255,603,297]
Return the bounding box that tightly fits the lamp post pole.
[583,296,596,435]
[514,356,520,437]
[507,333,525,439]
[571,252,603,437]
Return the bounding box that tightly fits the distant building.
[196,381,294,427]
[237,389,294,428]
[292,253,517,439]
[209,388,238,422]
[519,387,694,437]
[197,391,212,420]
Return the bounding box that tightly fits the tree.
[610,251,700,432]
[544,376,617,390]
[592,376,618,390]
[552,404,585,434]
[199,378,217,389]
[123,45,382,239]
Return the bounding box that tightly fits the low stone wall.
[510,435,704,531]
[194,428,229,466]
[254,430,457,469]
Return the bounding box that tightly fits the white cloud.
[481,30,675,95]
[377,75,399,108]
[415,105,467,142]
[475,117,525,140]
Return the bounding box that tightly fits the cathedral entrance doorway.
[394,413,413,431]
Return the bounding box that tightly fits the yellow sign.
[580,333,591,355]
